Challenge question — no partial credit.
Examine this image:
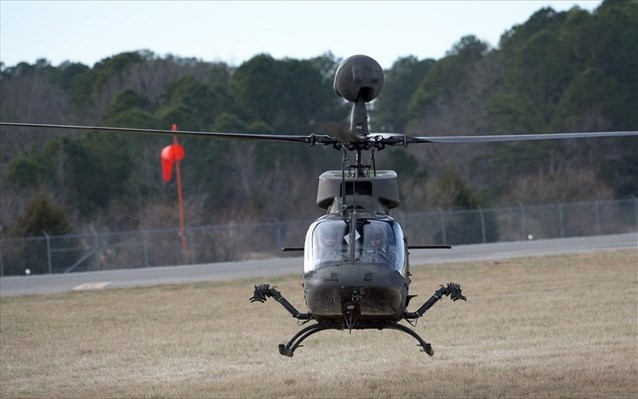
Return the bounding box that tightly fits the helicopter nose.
[303,264,405,320]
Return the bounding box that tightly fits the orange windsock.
[161,143,185,182]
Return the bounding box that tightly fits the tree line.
[1,0,636,240]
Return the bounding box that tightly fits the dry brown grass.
[1,250,636,398]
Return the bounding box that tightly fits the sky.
[1,1,602,70]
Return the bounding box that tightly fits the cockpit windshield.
[304,218,406,274]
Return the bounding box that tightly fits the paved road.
[1,233,635,297]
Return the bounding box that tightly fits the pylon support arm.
[250,284,313,320]
[404,282,466,320]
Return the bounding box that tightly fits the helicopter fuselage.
[302,169,410,323]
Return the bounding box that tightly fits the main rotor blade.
[4,122,635,148]
[0,122,339,145]
[401,130,638,144]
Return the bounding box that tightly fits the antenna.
[333,54,384,148]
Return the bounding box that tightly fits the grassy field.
[1,249,636,398]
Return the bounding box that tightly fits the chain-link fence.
[1,198,636,276]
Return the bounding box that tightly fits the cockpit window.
[304,220,348,271]
[304,219,406,274]
[360,222,394,264]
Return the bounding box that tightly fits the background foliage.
[1,0,636,237]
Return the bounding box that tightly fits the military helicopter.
[1,55,637,357]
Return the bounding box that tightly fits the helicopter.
[1,55,637,357]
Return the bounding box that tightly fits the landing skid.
[277,320,434,357]
[249,282,465,357]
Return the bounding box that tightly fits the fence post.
[594,200,601,235]
[275,219,283,251]
[188,228,195,264]
[92,229,100,271]
[478,206,486,243]
[232,222,240,260]
[43,231,52,274]
[142,229,149,268]
[558,202,565,238]
[438,209,447,245]
[519,203,526,240]
[0,241,4,277]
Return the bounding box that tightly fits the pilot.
[361,224,392,263]
[316,225,345,263]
